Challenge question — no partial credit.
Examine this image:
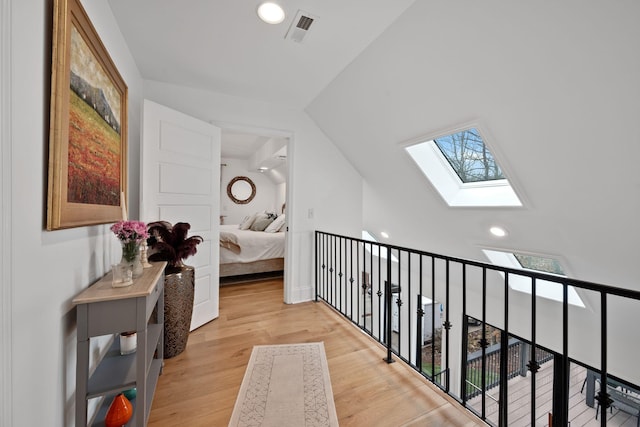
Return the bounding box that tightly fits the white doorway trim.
[213,120,294,303]
[1,0,13,424]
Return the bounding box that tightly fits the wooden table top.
[72,261,166,305]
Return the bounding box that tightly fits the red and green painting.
[67,25,121,206]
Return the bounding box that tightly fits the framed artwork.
[47,0,128,230]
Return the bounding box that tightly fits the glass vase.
[121,241,144,279]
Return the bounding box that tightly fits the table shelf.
[74,262,166,427]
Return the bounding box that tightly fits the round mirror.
[227,176,256,204]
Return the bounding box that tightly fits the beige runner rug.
[229,342,339,427]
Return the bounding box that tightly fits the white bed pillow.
[250,216,274,231]
[239,212,258,230]
[265,214,285,233]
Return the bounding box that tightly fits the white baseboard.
[288,285,314,304]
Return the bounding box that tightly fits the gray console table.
[73,261,167,427]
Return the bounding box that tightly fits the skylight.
[514,253,565,275]
[482,249,585,307]
[434,128,505,183]
[362,231,398,262]
[404,126,522,207]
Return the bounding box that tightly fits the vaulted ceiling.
[305,1,640,289]
[108,1,640,289]
[108,0,416,109]
[108,0,415,178]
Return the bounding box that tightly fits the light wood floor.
[148,277,485,426]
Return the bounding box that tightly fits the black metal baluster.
[596,292,610,427]
[377,243,382,340]
[384,245,394,363]
[328,235,333,306]
[332,235,337,308]
[314,231,319,301]
[431,257,436,383]
[396,250,402,355]
[407,252,412,365]
[417,255,424,372]
[480,267,487,420]
[349,239,354,322]
[444,260,451,391]
[461,264,468,404]
[323,234,328,301]
[341,237,345,313]
[357,240,361,327]
[552,282,570,426]
[499,273,509,427]
[338,237,343,312]
[528,278,540,427]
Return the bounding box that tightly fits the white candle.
[121,191,128,220]
[120,332,136,355]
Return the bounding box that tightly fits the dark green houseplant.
[147,221,203,358]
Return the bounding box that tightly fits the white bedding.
[219,224,285,264]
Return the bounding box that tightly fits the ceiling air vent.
[285,10,317,43]
[297,16,313,31]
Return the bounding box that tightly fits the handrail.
[314,230,640,427]
[316,230,640,300]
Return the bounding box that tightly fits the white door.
[141,99,220,330]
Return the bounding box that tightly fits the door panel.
[159,163,212,194]
[141,99,220,330]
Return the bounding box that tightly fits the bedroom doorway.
[217,122,290,296]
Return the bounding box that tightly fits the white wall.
[143,80,363,303]
[220,157,280,225]
[7,0,143,425]
[276,181,287,216]
[1,0,12,425]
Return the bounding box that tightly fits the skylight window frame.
[402,123,524,208]
[481,248,586,308]
[362,230,398,262]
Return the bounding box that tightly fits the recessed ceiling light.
[489,226,508,237]
[257,2,285,24]
[380,231,389,239]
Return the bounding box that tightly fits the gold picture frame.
[47,0,128,230]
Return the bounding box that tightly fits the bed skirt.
[220,258,284,278]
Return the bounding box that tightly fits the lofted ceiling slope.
[107,0,416,109]
[306,1,640,289]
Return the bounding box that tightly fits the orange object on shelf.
[104,393,133,427]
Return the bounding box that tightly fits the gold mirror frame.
[227,176,256,204]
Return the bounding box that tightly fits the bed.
[219,224,285,277]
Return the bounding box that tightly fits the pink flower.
[110,220,149,244]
